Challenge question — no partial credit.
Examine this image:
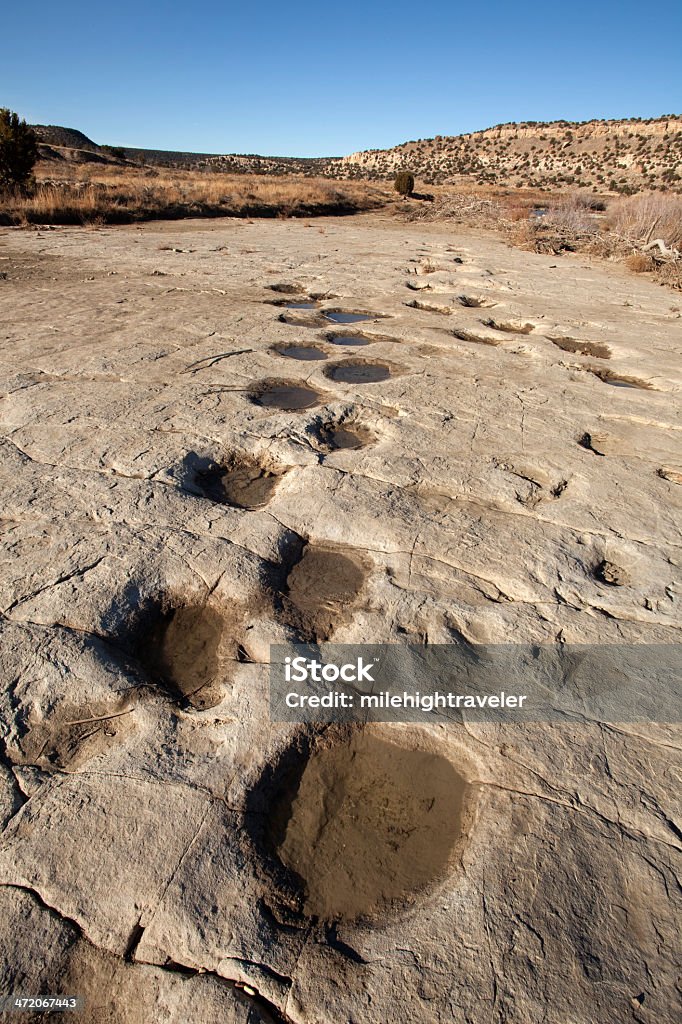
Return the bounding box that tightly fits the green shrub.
[394,170,414,197]
[0,108,38,191]
[103,144,126,160]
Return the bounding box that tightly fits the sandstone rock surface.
[0,214,680,1022]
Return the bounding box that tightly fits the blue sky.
[2,1,681,156]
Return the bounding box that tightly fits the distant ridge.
[30,124,337,175]
[31,115,682,193]
[32,124,99,151]
[116,147,336,177]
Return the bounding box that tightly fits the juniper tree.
[0,109,38,191]
[394,170,415,197]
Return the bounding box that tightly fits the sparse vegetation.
[402,182,681,287]
[0,162,388,225]
[394,171,415,197]
[626,253,656,273]
[101,144,126,160]
[0,108,38,191]
[7,114,682,287]
[526,196,598,252]
[339,116,682,194]
[606,193,682,250]
[500,190,682,287]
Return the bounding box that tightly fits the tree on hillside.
[0,109,38,191]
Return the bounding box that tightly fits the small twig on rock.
[64,708,136,726]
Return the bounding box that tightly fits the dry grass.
[507,191,682,286]
[418,185,682,288]
[504,196,599,254]
[540,196,598,238]
[626,252,656,273]
[0,163,388,225]
[505,201,535,222]
[6,158,680,288]
[402,189,503,226]
[606,193,682,249]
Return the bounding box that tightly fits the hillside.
[118,148,336,176]
[31,124,337,176]
[31,124,124,165]
[30,115,682,193]
[32,124,100,150]
[336,116,682,193]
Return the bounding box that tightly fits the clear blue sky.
[2,1,681,156]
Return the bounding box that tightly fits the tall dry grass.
[502,189,682,285]
[503,194,599,253]
[0,164,388,225]
[540,196,598,238]
[606,193,682,249]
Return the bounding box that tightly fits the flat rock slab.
[0,215,680,1022]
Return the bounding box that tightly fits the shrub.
[626,253,655,273]
[103,144,126,161]
[394,170,414,197]
[505,201,532,221]
[607,193,682,249]
[542,196,597,238]
[0,108,38,191]
[573,191,607,211]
